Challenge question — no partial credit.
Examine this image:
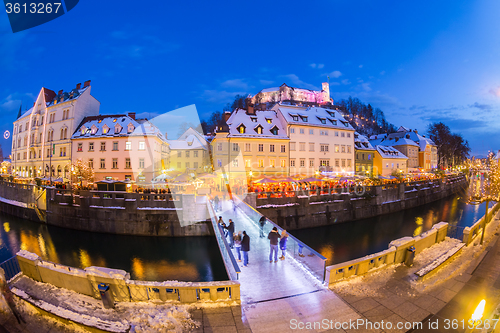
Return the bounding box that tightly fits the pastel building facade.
[373,145,408,176]
[71,113,168,183]
[211,109,289,183]
[272,104,355,176]
[354,132,376,177]
[11,81,100,178]
[252,82,332,106]
[167,127,211,173]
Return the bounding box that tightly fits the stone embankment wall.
[254,175,467,230]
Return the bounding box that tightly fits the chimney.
[164,132,168,140]
[58,90,63,95]
[83,80,91,88]
[414,129,418,134]
[76,83,81,90]
[128,112,136,120]
[224,111,231,122]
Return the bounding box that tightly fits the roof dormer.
[254,124,263,134]
[270,125,279,136]
[237,124,246,134]
[114,123,122,134]
[90,124,98,135]
[127,123,135,134]
[102,124,110,134]
[80,125,87,135]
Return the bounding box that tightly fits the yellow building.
[167,127,211,174]
[211,109,289,186]
[373,145,408,177]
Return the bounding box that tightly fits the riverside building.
[71,113,169,183]
[11,81,100,178]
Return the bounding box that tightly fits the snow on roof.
[72,114,166,141]
[260,87,280,93]
[17,107,34,121]
[274,105,354,130]
[226,109,288,139]
[168,127,209,150]
[354,132,376,151]
[385,137,419,147]
[375,145,408,159]
[397,126,410,132]
[46,85,89,107]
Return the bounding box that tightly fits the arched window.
[60,128,64,140]
[64,128,67,139]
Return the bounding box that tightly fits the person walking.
[225,219,235,248]
[279,230,289,260]
[259,216,266,237]
[214,195,219,212]
[241,231,250,267]
[217,216,226,237]
[234,232,242,262]
[268,227,281,263]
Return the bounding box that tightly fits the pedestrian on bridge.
[279,230,288,260]
[268,227,281,263]
[259,216,266,237]
[225,219,235,248]
[234,231,242,261]
[214,195,220,211]
[241,231,250,267]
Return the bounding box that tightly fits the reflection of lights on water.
[132,257,145,280]
[413,226,423,236]
[3,223,10,233]
[79,249,91,268]
[415,217,423,225]
[38,234,47,257]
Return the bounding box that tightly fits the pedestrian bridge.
[206,196,360,332]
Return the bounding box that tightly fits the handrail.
[232,195,327,282]
[206,197,241,281]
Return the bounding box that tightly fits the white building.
[71,113,168,183]
[272,104,355,176]
[11,81,100,178]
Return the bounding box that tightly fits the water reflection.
[0,213,226,282]
[294,190,497,266]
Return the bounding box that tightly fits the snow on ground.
[11,276,200,332]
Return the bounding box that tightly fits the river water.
[0,187,493,280]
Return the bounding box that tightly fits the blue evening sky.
[1,0,499,156]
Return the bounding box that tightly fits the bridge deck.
[216,200,360,332]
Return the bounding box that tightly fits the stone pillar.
[389,237,415,264]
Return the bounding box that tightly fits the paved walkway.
[215,200,361,332]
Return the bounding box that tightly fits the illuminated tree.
[69,158,94,187]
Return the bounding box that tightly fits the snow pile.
[89,205,126,209]
[16,250,40,261]
[11,276,200,333]
[415,243,464,277]
[256,203,299,209]
[38,261,87,277]
[85,267,130,280]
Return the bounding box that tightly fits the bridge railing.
[206,198,241,281]
[0,256,21,282]
[233,195,327,282]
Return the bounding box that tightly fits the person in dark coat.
[259,216,266,237]
[241,231,250,267]
[268,227,281,263]
[225,219,235,248]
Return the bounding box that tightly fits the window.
[139,158,145,169]
[194,162,198,168]
[299,128,305,134]
[397,163,399,168]
[347,133,351,138]
[250,117,257,122]
[271,126,279,135]
[290,142,296,151]
[281,145,285,153]
[232,143,239,152]
[281,160,286,168]
[258,144,263,152]
[125,142,131,150]
[299,142,305,151]
[115,124,122,134]
[217,143,222,151]
[335,159,340,167]
[112,158,118,169]
[300,115,308,122]
[292,115,298,121]
[266,118,272,124]
[320,130,328,136]
[300,159,305,167]
[320,144,329,152]
[290,159,296,167]
[100,142,106,151]
[386,163,389,168]
[245,159,251,167]
[362,153,365,160]
[392,163,394,168]
[113,141,118,151]
[125,158,131,169]
[245,143,251,152]
[238,125,245,134]
[347,145,351,153]
[341,132,345,138]
[258,160,264,168]
[178,162,182,169]
[320,159,330,167]
[309,129,314,134]
[270,159,275,167]
[309,143,314,151]
[334,144,339,153]
[100,159,105,169]
[270,144,275,152]
[139,141,145,150]
[186,151,190,158]
[102,125,109,134]
[255,125,263,134]
[46,149,50,158]
[342,159,346,167]
[308,159,314,167]
[368,154,371,160]
[335,131,339,137]
[194,151,198,157]
[186,162,190,169]
[341,145,346,153]
[290,128,295,134]
[89,142,94,151]
[127,123,134,133]
[77,143,83,152]
[89,159,94,169]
